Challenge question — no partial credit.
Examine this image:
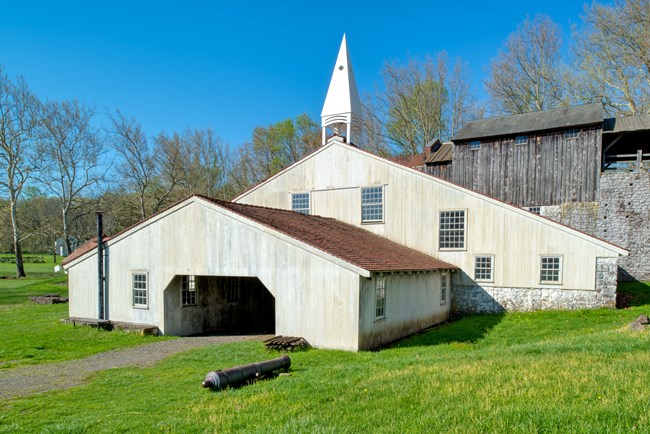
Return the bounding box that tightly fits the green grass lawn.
[0,255,168,370]
[1,275,649,432]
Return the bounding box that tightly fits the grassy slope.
[0,255,167,369]
[1,281,649,433]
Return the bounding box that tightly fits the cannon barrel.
[201,355,291,389]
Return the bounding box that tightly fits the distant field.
[0,253,61,277]
[0,269,649,432]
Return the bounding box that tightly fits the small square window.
[361,186,383,223]
[565,128,579,139]
[375,277,386,320]
[540,256,562,284]
[515,135,528,145]
[181,275,197,306]
[291,193,310,215]
[469,141,481,150]
[474,256,494,282]
[439,210,466,250]
[132,272,148,308]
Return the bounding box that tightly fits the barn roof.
[603,114,650,134]
[199,196,456,273]
[63,195,457,274]
[452,103,603,142]
[425,142,453,164]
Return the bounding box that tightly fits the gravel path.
[0,335,270,400]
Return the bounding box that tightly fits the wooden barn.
[447,104,604,207]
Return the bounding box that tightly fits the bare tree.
[38,99,104,255]
[108,110,155,219]
[367,53,479,155]
[572,0,650,115]
[486,14,572,114]
[0,68,40,277]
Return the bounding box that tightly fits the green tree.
[234,114,320,188]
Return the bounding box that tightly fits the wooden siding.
[451,127,602,206]
[425,162,452,181]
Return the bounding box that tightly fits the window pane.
[475,256,493,281]
[362,186,383,222]
[540,257,561,283]
[133,273,147,306]
[439,210,466,249]
[292,193,310,215]
[375,278,386,319]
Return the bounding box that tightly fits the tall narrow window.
[181,275,197,306]
[361,186,384,223]
[474,256,494,282]
[439,210,466,250]
[375,277,386,320]
[540,256,562,284]
[132,272,148,308]
[440,273,448,305]
[291,193,310,215]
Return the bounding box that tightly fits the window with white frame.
[540,256,562,284]
[132,272,148,307]
[469,140,481,150]
[565,128,579,139]
[375,277,386,320]
[291,193,310,215]
[474,256,494,282]
[440,272,448,304]
[361,186,384,223]
[439,210,466,250]
[181,275,197,306]
[528,206,541,215]
[515,135,528,145]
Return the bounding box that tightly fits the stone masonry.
[452,257,618,314]
[538,171,650,281]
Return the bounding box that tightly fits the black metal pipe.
[96,212,104,320]
[201,355,291,390]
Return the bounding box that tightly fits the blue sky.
[0,1,592,147]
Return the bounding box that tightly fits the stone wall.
[452,257,617,314]
[598,172,650,281]
[536,172,650,281]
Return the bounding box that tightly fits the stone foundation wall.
[535,172,650,281]
[452,257,618,314]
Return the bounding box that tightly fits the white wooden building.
[63,35,627,350]
[63,196,456,351]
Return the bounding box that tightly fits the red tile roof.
[199,196,456,272]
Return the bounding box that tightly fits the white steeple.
[321,34,363,146]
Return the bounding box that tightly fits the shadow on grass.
[617,281,650,308]
[390,313,505,349]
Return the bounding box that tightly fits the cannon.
[201,355,291,390]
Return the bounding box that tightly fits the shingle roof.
[425,142,453,164]
[200,196,456,272]
[452,103,603,142]
[603,114,650,133]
